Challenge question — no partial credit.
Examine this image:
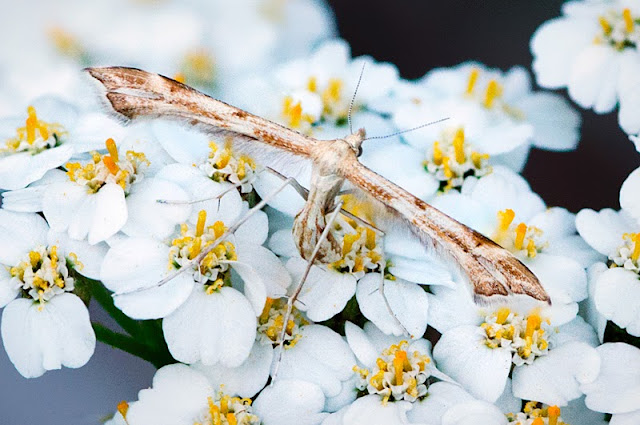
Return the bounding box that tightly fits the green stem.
[92,323,174,368]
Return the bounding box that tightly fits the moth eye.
[357,145,363,157]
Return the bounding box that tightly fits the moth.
[86,66,550,304]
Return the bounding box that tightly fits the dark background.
[1,2,638,424]
[328,0,640,212]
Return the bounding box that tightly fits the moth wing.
[341,157,550,303]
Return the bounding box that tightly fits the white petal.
[151,121,212,164]
[0,210,49,265]
[193,341,273,398]
[582,343,640,414]
[163,286,256,366]
[512,342,600,406]
[254,379,328,425]
[620,167,640,222]
[87,183,128,244]
[427,287,480,333]
[356,274,429,338]
[441,400,508,425]
[228,260,267,315]
[594,268,640,337]
[524,254,587,303]
[341,395,412,425]
[388,255,456,288]
[0,168,67,212]
[345,321,380,368]
[42,181,88,235]
[126,364,214,425]
[554,316,599,348]
[568,45,620,113]
[618,53,640,135]
[121,178,191,240]
[253,170,307,217]
[611,410,640,425]
[0,145,73,190]
[433,325,511,402]
[1,294,95,378]
[0,267,20,307]
[406,381,475,425]
[287,258,357,322]
[235,241,291,300]
[234,207,269,246]
[269,228,300,258]
[576,208,637,255]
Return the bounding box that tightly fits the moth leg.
[265,167,309,200]
[115,175,298,295]
[271,199,345,381]
[378,235,411,337]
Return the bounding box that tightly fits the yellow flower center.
[506,402,568,425]
[281,96,315,131]
[48,27,87,61]
[423,127,491,192]
[201,139,257,193]
[9,245,81,307]
[493,209,545,258]
[481,309,551,363]
[354,340,432,404]
[464,68,524,118]
[65,138,149,194]
[193,393,259,425]
[257,297,308,348]
[181,49,216,87]
[2,106,66,155]
[169,210,237,291]
[328,214,384,277]
[595,8,639,50]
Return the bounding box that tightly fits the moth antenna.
[348,63,366,135]
[364,117,450,141]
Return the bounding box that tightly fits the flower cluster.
[1,1,639,425]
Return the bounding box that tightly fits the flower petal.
[620,167,640,222]
[0,210,49,265]
[594,268,640,337]
[254,379,328,425]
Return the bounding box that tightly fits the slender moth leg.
[271,200,345,381]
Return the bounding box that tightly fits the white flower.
[42,135,183,244]
[430,284,601,406]
[620,166,640,222]
[531,0,640,134]
[0,210,100,378]
[124,363,262,425]
[576,207,640,336]
[411,62,581,154]
[100,191,290,366]
[582,342,640,424]
[0,97,104,190]
[254,379,330,425]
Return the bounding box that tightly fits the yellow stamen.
[220,395,229,414]
[496,307,510,325]
[50,245,58,270]
[103,156,120,175]
[259,297,274,323]
[466,68,479,95]
[631,233,640,261]
[342,233,360,256]
[515,223,527,251]
[497,209,515,233]
[29,251,41,268]
[471,151,489,168]
[213,221,226,239]
[105,138,119,162]
[216,147,232,169]
[527,238,537,258]
[393,350,407,385]
[226,413,238,425]
[548,405,561,425]
[196,210,207,237]
[26,106,37,143]
[365,228,377,250]
[190,237,202,259]
[599,16,612,35]
[623,8,634,33]
[116,401,129,419]
[442,157,453,179]
[432,141,443,166]
[208,397,221,425]
[323,78,343,103]
[307,76,317,93]
[526,314,542,338]
[532,418,544,425]
[453,128,466,164]
[282,96,303,128]
[483,80,502,108]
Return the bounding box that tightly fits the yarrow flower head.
[353,340,432,404]
[608,232,640,272]
[257,297,308,348]
[2,106,65,155]
[200,139,258,193]
[493,209,547,259]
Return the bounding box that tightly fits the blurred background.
[0,1,637,423]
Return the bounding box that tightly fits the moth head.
[344,128,366,157]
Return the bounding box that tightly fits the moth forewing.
[339,156,551,303]
[86,66,550,303]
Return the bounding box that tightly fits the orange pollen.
[196,210,207,237]
[226,413,238,425]
[623,8,634,33]
[103,156,120,175]
[496,307,510,325]
[173,72,186,83]
[497,209,516,232]
[548,405,561,425]
[631,233,640,261]
[116,400,129,418]
[105,138,119,162]
[393,350,408,385]
[532,418,544,425]
[515,223,527,250]
[26,107,38,143]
